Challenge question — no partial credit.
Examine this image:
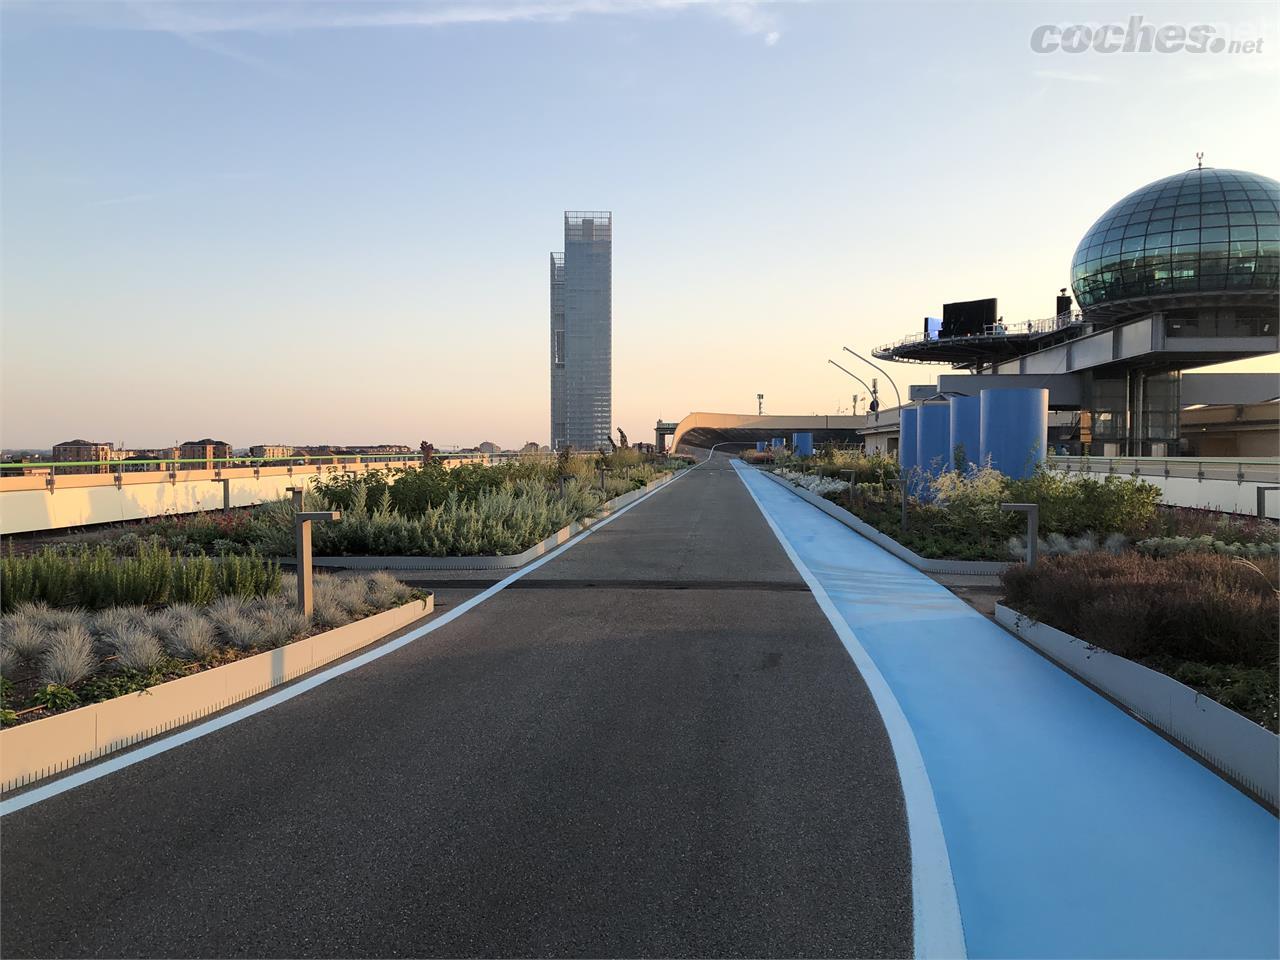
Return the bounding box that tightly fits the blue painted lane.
[735,464,1280,959]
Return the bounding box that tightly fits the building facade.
[52,440,114,474]
[551,211,612,452]
[873,166,1279,457]
[179,438,233,469]
[249,445,293,460]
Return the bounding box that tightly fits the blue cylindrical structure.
[948,395,981,471]
[792,432,814,457]
[898,407,918,474]
[771,437,786,448]
[916,403,951,476]
[980,388,1049,479]
[756,441,767,452]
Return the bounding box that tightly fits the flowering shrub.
[1006,531,1129,558]
[776,470,850,497]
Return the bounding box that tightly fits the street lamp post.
[826,359,874,399]
[843,347,909,523]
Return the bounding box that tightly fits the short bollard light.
[890,478,908,530]
[294,506,341,617]
[1001,502,1039,569]
[840,470,855,508]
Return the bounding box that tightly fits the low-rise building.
[52,439,113,474]
[250,444,293,460]
[179,438,233,469]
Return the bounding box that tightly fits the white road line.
[732,461,967,960]
[1,464,699,817]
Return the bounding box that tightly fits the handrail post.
[1257,486,1279,520]
[1001,503,1039,569]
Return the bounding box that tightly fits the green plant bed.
[24,452,680,561]
[1,543,280,612]
[1138,656,1278,733]
[0,572,422,726]
[821,491,1014,561]
[1001,552,1279,731]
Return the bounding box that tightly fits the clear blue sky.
[3,0,1276,449]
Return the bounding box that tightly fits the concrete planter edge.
[755,467,1011,576]
[0,597,433,794]
[995,602,1278,809]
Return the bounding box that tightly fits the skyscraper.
[550,211,612,452]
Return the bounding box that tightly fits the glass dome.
[1071,168,1279,317]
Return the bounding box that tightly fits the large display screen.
[941,298,997,338]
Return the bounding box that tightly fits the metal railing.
[1050,455,1280,485]
[0,451,519,476]
[874,311,1085,356]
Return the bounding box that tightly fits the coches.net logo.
[1031,15,1264,54]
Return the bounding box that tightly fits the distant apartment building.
[250,444,293,460]
[550,211,612,452]
[348,444,411,456]
[477,441,501,455]
[179,438,233,469]
[52,440,114,474]
[291,444,411,460]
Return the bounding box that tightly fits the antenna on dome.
[1196,152,1204,170]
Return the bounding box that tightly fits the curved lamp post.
[843,347,909,527]
[826,359,874,401]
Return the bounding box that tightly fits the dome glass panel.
[1070,168,1279,312]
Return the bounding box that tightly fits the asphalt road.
[0,456,911,958]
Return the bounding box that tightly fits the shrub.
[164,613,218,660]
[0,544,280,612]
[316,575,372,617]
[0,643,17,680]
[41,624,97,686]
[259,480,608,558]
[3,617,50,661]
[1006,468,1161,537]
[92,607,145,639]
[255,606,309,648]
[1144,507,1279,546]
[144,608,179,640]
[107,626,164,673]
[1135,535,1279,560]
[1002,553,1278,672]
[366,571,412,608]
[311,597,351,630]
[777,469,850,497]
[929,464,1009,529]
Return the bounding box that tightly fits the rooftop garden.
[0,450,688,727]
[6,450,687,561]
[0,542,420,727]
[750,445,1280,731]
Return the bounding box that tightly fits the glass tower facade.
[550,211,612,452]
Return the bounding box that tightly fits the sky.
[2,0,1278,450]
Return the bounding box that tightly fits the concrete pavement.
[0,457,913,958]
